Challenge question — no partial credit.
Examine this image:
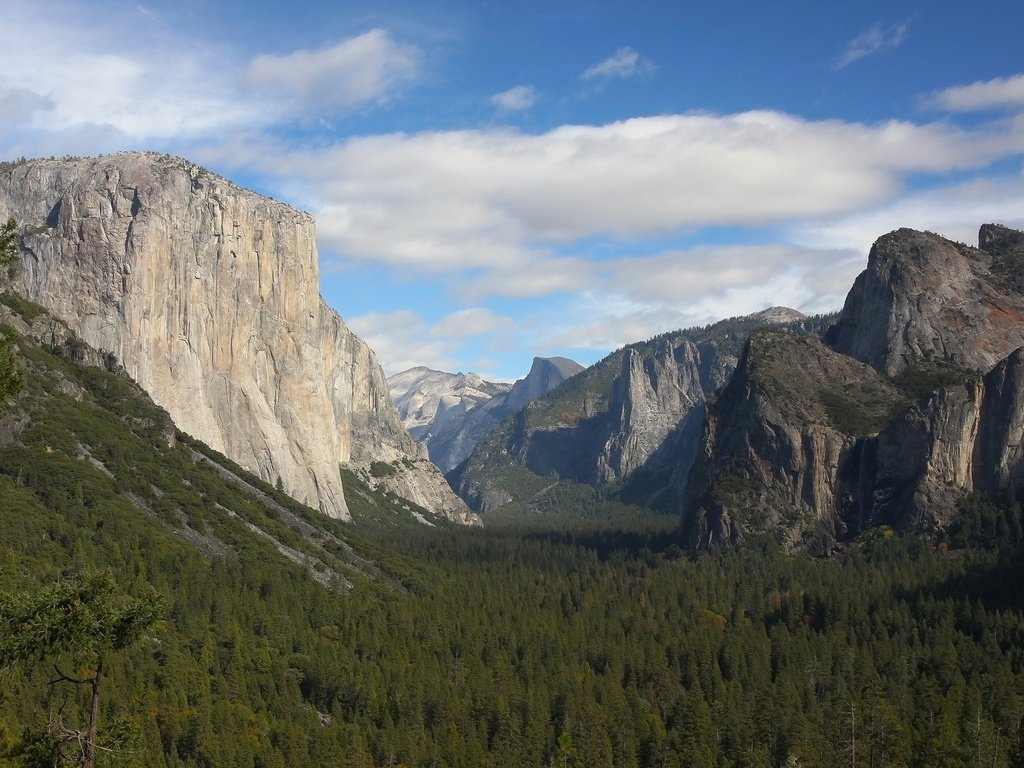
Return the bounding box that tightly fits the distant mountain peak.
[388,357,583,473]
[750,306,806,325]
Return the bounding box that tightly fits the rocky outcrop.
[973,348,1024,493]
[826,228,1024,376]
[502,357,584,415]
[686,225,1024,551]
[682,331,905,552]
[858,381,982,534]
[598,340,706,482]
[0,153,471,523]
[389,357,582,474]
[453,309,818,514]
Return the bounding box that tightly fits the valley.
[3,154,1024,767]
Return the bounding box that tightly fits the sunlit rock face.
[0,152,472,523]
[826,227,1024,376]
[388,357,584,474]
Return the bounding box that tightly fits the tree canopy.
[0,570,162,667]
[0,571,162,768]
[0,217,17,266]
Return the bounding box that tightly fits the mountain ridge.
[0,152,474,525]
[450,307,826,515]
[388,356,583,473]
[684,223,1024,552]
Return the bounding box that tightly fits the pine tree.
[0,216,17,265]
[0,570,163,767]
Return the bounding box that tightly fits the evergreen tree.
[0,216,17,265]
[0,570,163,768]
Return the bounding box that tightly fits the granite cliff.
[825,226,1024,375]
[452,308,821,514]
[684,224,1024,551]
[0,153,474,524]
[388,357,582,474]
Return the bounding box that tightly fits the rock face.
[388,357,583,476]
[453,309,818,514]
[502,357,584,415]
[974,348,1024,493]
[0,153,472,523]
[825,227,1024,375]
[682,331,904,552]
[685,225,1024,551]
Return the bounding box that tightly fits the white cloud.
[490,85,537,113]
[223,109,1024,303]
[456,255,597,301]
[244,30,422,112]
[539,299,689,354]
[347,308,517,375]
[0,88,53,124]
[346,310,449,374]
[926,73,1024,113]
[530,242,860,354]
[430,308,514,338]
[582,47,657,84]
[603,244,856,307]
[0,5,423,158]
[790,176,1024,256]
[834,21,909,69]
[0,1,263,154]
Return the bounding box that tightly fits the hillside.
[3,288,1024,766]
[0,153,469,523]
[0,296,470,764]
[685,224,1024,552]
[451,308,831,516]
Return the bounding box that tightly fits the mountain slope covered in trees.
[685,225,1024,552]
[2,294,1024,766]
[451,308,831,516]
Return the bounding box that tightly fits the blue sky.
[3,1,1024,381]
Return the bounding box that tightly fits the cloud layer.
[238,110,1024,296]
[3,1,1024,378]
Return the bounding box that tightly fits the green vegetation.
[0,330,23,410]
[4,307,1024,766]
[369,460,398,478]
[819,386,906,436]
[0,571,163,768]
[0,218,17,266]
[0,293,48,324]
[820,357,972,437]
[893,357,972,403]
[0,222,27,408]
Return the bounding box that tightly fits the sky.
[3,1,1024,381]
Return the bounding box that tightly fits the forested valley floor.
[6,495,1024,768]
[2,311,1024,767]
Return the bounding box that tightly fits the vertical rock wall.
[0,153,469,522]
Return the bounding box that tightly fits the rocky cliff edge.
[0,153,475,524]
[685,225,1024,551]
